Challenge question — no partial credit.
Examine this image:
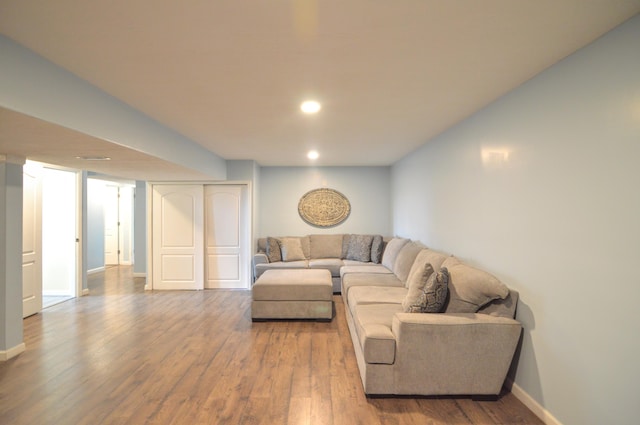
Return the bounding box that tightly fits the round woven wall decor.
[298,188,351,227]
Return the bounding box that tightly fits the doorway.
[41,167,78,308]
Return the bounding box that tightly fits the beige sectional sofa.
[253,234,522,396]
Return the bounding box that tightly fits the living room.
[1,3,639,425]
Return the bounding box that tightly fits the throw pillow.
[346,234,374,262]
[402,262,435,312]
[441,257,509,313]
[279,237,306,262]
[370,235,384,264]
[406,267,449,313]
[266,237,282,263]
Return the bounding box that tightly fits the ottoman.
[251,269,333,320]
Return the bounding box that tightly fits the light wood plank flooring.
[0,266,543,425]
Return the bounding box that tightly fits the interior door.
[22,163,42,318]
[152,184,203,290]
[204,185,248,289]
[104,185,119,265]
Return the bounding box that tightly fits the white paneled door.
[152,185,204,290]
[204,185,249,289]
[104,185,119,265]
[22,163,42,318]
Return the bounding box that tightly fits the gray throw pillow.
[402,262,435,312]
[407,267,449,313]
[370,235,384,264]
[266,237,281,263]
[341,234,352,259]
[346,234,374,262]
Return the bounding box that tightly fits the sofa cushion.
[254,260,309,278]
[353,303,402,364]
[381,237,409,270]
[309,234,344,259]
[309,258,344,277]
[346,234,375,262]
[420,249,449,272]
[393,241,425,284]
[371,235,384,264]
[341,273,404,299]
[340,264,392,279]
[266,237,282,263]
[280,237,306,262]
[348,286,407,316]
[406,267,449,313]
[402,262,434,311]
[442,257,509,313]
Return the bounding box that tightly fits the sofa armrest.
[252,253,269,281]
[391,313,521,395]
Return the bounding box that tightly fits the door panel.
[205,185,248,289]
[152,185,203,290]
[22,164,42,317]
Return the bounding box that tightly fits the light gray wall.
[0,160,23,352]
[259,166,391,237]
[391,15,640,425]
[0,35,226,180]
[87,178,105,271]
[133,181,146,275]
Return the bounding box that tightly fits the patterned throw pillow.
[407,267,449,313]
[370,235,384,264]
[402,262,435,312]
[346,234,374,262]
[266,237,282,263]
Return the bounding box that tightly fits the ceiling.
[1,1,639,178]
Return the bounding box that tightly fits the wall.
[259,166,391,237]
[87,178,106,272]
[391,15,640,425]
[133,181,146,276]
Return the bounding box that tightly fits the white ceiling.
[1,1,639,177]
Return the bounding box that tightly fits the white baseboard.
[82,288,90,296]
[144,283,151,290]
[507,379,563,425]
[133,272,146,278]
[88,266,105,275]
[0,343,26,361]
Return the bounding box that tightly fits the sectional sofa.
[253,234,522,396]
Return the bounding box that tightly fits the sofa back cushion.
[309,234,344,259]
[419,249,448,272]
[393,241,425,283]
[381,237,409,270]
[442,256,509,313]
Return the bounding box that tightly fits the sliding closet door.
[152,185,203,290]
[204,185,249,289]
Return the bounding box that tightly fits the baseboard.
[507,379,563,425]
[144,283,151,291]
[82,288,90,296]
[88,266,105,275]
[0,343,26,361]
[133,272,146,278]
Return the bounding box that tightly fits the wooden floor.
[0,266,543,425]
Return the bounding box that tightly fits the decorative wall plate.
[298,188,351,227]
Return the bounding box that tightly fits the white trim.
[82,288,90,296]
[88,266,105,275]
[132,272,146,278]
[507,379,563,425]
[0,343,26,361]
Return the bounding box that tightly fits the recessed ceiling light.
[76,156,111,161]
[307,150,319,160]
[300,100,321,114]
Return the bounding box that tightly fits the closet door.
[204,185,248,289]
[152,185,203,290]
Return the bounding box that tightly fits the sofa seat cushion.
[341,273,403,299]
[348,286,407,315]
[340,264,392,278]
[254,260,309,278]
[309,258,344,277]
[352,303,402,364]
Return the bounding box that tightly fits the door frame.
[146,181,252,291]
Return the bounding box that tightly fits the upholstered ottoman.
[252,269,333,320]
